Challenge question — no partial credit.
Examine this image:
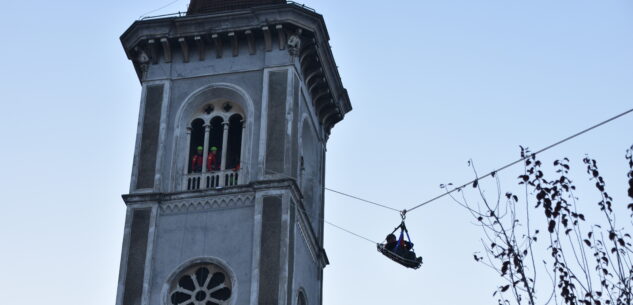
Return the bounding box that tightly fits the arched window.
[184,101,245,190]
[297,290,307,305]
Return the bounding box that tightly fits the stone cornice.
[121,4,329,49]
[122,178,303,213]
[120,3,351,133]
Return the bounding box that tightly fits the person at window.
[191,146,204,172]
[207,146,219,171]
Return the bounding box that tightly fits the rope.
[405,106,633,213]
[252,167,378,243]
[324,220,377,244]
[184,160,384,244]
[324,187,400,212]
[255,166,400,213]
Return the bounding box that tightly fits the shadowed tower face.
[116,1,351,305]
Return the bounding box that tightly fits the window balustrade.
[183,101,245,191]
[184,168,241,190]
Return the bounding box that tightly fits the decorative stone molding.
[120,3,352,133]
[287,28,302,56]
[160,193,254,214]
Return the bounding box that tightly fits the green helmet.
[210,146,218,151]
[196,146,203,151]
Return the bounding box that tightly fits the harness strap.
[394,229,405,251]
[404,228,414,250]
[389,223,401,235]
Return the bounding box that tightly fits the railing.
[287,1,316,12]
[139,1,315,20]
[140,12,186,20]
[184,169,241,191]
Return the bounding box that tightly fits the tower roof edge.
[187,0,287,15]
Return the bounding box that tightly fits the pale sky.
[1,1,632,304]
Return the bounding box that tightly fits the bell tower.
[115,1,351,305]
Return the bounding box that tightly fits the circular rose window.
[169,264,232,305]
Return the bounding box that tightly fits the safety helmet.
[210,146,218,151]
[197,146,203,151]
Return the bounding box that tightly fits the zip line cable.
[272,105,633,241]
[265,105,633,215]
[324,220,377,244]
[404,106,633,213]
[324,187,400,212]
[282,190,378,244]
[258,168,379,243]
[247,163,400,213]
[259,168,378,243]
[208,161,381,243]
[190,107,632,243]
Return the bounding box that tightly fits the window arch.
[297,289,307,305]
[184,100,245,190]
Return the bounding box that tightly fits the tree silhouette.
[443,145,633,305]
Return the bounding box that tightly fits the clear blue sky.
[1,1,632,304]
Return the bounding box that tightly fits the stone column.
[238,120,246,184]
[220,122,229,171]
[201,124,211,173]
[184,127,192,175]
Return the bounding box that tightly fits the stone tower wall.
[117,4,349,305]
